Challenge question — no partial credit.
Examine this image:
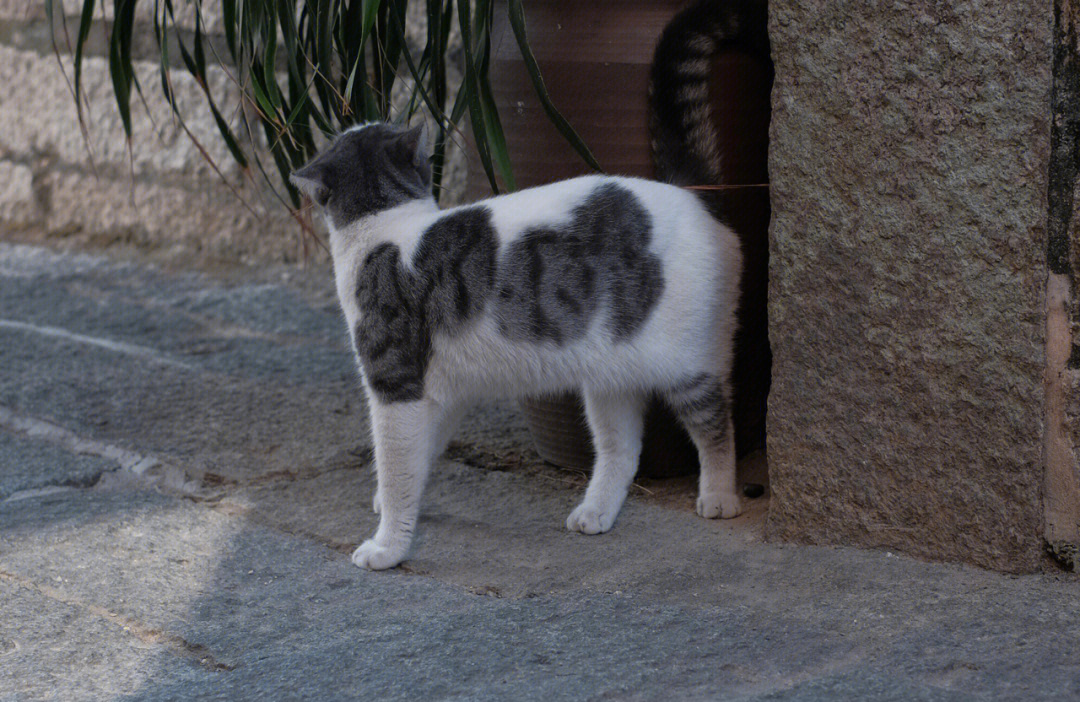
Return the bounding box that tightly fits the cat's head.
[289,122,432,229]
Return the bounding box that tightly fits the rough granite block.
[0,46,241,177]
[0,162,37,227]
[765,0,1053,571]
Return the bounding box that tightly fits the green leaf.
[263,11,281,105]
[72,0,96,122]
[283,88,313,131]
[505,0,603,173]
[343,51,363,104]
[378,0,407,112]
[478,75,516,191]
[457,0,499,193]
[207,96,250,170]
[107,0,138,138]
[193,5,207,77]
[106,47,132,138]
[250,68,279,120]
[316,0,335,79]
[222,0,238,58]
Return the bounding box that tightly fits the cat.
[290,122,742,570]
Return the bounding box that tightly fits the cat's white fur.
[326,174,741,570]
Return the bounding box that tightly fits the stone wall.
[0,0,300,264]
[766,0,1056,572]
[0,0,465,265]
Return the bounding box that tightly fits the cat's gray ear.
[399,124,428,161]
[289,163,331,207]
[394,124,431,184]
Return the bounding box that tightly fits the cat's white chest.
[329,233,363,331]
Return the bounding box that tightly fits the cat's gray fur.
[354,205,497,402]
[648,0,771,187]
[496,182,664,345]
[293,123,432,228]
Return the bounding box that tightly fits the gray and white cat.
[291,123,742,570]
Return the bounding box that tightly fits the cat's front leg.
[567,391,646,534]
[353,398,437,570]
[370,401,463,515]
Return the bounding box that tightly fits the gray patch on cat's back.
[413,206,498,330]
[353,182,662,403]
[496,182,664,345]
[353,206,497,403]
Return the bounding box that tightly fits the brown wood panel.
[465,0,688,200]
[488,0,689,64]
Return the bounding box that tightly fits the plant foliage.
[47,0,602,211]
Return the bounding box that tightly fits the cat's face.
[290,123,432,229]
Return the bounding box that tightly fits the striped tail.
[648,0,772,186]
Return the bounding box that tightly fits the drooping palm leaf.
[505,0,601,173]
[53,0,602,212]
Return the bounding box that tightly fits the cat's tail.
[648,0,771,186]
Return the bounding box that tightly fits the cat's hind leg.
[354,398,439,570]
[664,375,742,519]
[566,390,646,535]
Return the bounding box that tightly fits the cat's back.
[472,174,719,250]
[422,174,739,398]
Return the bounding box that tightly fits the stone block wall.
[0,0,465,265]
[0,0,307,264]
[765,0,1080,572]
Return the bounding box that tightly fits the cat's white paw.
[372,490,382,514]
[351,540,402,570]
[696,492,743,519]
[566,502,617,535]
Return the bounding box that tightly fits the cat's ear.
[398,124,428,162]
[289,162,331,207]
[389,124,431,187]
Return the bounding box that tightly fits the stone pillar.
[766,0,1054,571]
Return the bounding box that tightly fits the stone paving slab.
[0,429,113,499]
[1,242,1079,701]
[0,245,352,384]
[0,333,359,484]
[0,579,206,701]
[224,457,769,600]
[4,480,1080,701]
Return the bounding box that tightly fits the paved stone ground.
[1,242,1078,701]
